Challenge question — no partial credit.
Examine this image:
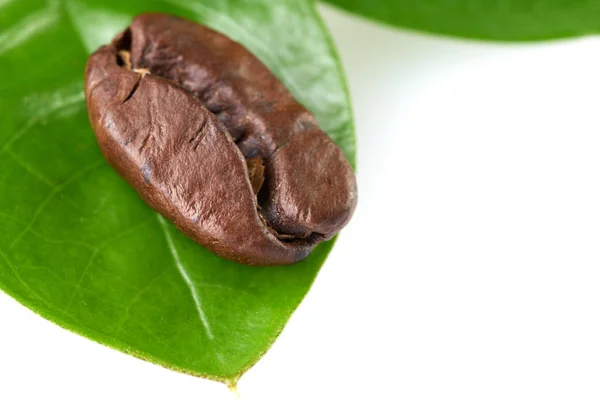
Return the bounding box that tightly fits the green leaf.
[0,0,354,386]
[322,0,600,41]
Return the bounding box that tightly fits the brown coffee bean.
[84,13,357,265]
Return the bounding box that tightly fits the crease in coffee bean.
[246,157,265,196]
[189,118,209,150]
[117,50,151,106]
[121,74,143,105]
[117,50,132,69]
[138,132,152,152]
[128,38,285,162]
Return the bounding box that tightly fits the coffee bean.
[85,13,357,265]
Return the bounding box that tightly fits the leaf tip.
[226,378,240,397]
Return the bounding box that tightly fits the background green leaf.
[323,0,600,41]
[0,0,354,385]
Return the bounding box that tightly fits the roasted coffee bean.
[84,13,357,265]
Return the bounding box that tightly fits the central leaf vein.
[156,214,214,341]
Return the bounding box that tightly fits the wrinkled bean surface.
[85,13,357,265]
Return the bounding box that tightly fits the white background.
[2,4,600,399]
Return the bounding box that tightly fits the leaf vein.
[7,160,105,251]
[156,214,214,341]
[64,219,151,310]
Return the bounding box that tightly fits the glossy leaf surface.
[323,0,600,41]
[0,0,354,384]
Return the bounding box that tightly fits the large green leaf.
[0,0,354,386]
[323,0,600,41]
